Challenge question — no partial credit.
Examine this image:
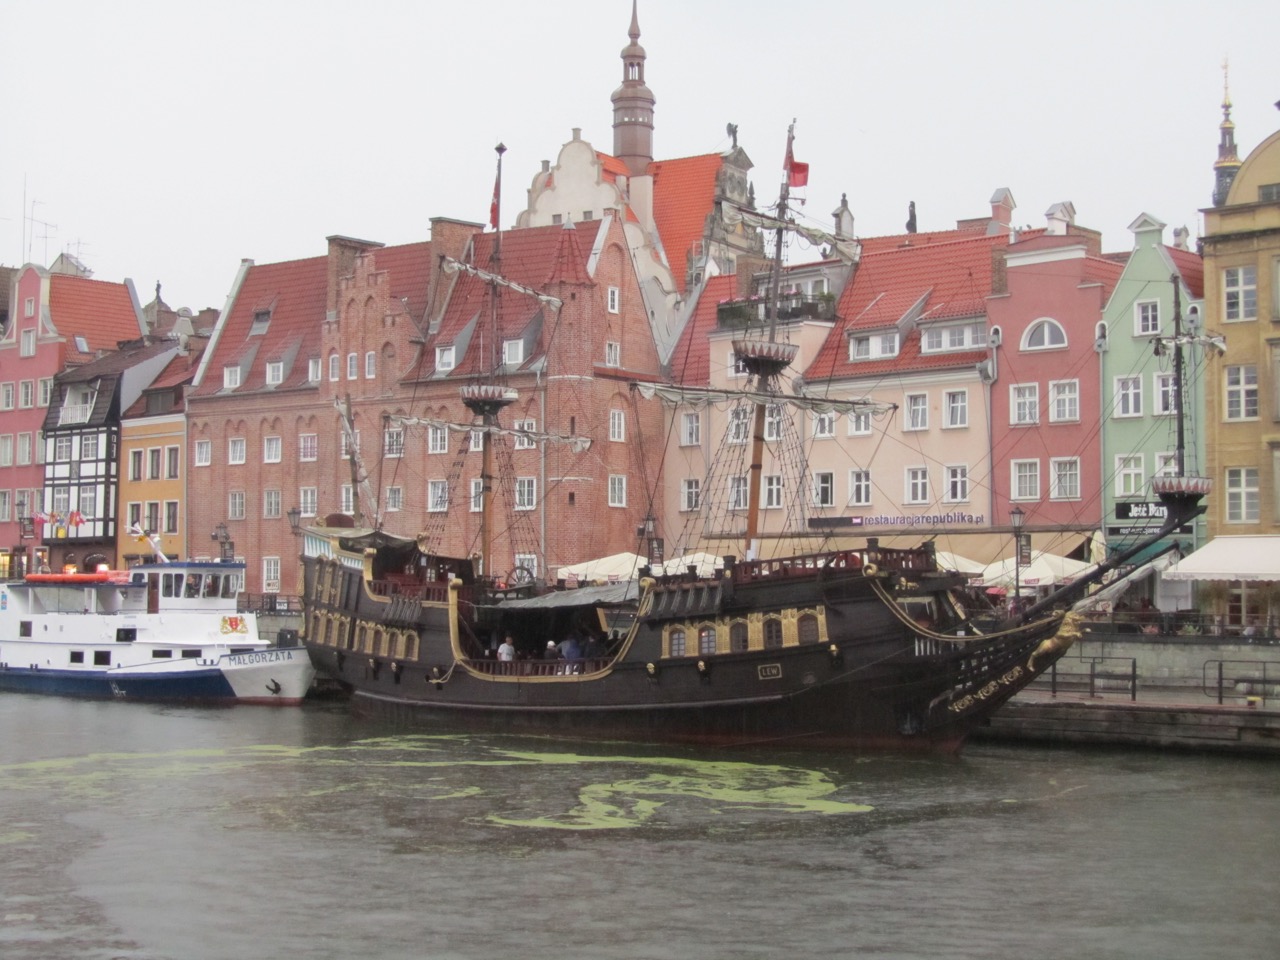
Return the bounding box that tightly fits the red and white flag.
[489,173,500,230]
[785,130,809,188]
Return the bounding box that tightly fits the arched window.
[699,626,717,655]
[730,621,749,652]
[763,618,784,649]
[669,628,686,657]
[798,614,820,644]
[1022,318,1067,350]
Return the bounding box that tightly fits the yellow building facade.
[1202,126,1280,535]
[116,413,186,566]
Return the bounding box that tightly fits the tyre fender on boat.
[863,563,879,577]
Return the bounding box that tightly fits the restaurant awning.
[1163,536,1280,582]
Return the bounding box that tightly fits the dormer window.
[248,310,271,336]
[922,323,987,353]
[265,362,283,386]
[503,339,524,366]
[436,346,455,371]
[308,358,321,382]
[849,332,898,361]
[74,335,89,353]
[223,366,241,389]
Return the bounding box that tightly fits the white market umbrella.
[933,550,986,575]
[557,551,646,583]
[657,552,725,577]
[981,550,1095,594]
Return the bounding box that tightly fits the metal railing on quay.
[239,593,304,614]
[1204,659,1280,706]
[1041,656,1139,701]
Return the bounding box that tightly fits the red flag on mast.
[784,128,809,188]
[489,173,500,230]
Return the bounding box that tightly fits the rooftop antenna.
[27,199,57,265]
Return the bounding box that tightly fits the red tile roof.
[648,153,723,294]
[596,152,630,182]
[669,274,738,385]
[48,275,143,357]
[424,222,599,378]
[1167,246,1204,300]
[806,232,1011,381]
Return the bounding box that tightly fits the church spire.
[1212,58,1242,207]
[611,0,655,177]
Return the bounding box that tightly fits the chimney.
[990,248,1008,296]
[987,188,1016,236]
[1044,202,1076,236]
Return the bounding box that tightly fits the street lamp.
[211,521,235,562]
[1010,505,1026,611]
[287,506,303,536]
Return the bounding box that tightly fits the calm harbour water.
[1,694,1276,960]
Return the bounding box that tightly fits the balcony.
[716,294,836,329]
[58,403,94,425]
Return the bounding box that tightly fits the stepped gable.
[427,222,594,377]
[48,275,144,358]
[668,273,737,386]
[364,240,434,322]
[648,153,723,292]
[805,232,1010,381]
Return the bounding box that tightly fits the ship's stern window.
[668,628,686,657]
[763,619,783,649]
[798,614,820,644]
[730,622,749,652]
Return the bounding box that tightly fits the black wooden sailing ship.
[299,134,1210,752]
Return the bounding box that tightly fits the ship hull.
[301,546,1068,753]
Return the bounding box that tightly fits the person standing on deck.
[498,636,516,662]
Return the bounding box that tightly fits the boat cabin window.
[116,628,136,643]
[181,648,201,659]
[669,628,686,657]
[763,619,783,649]
[93,651,111,666]
[798,614,820,644]
[70,651,84,664]
[19,621,32,638]
[152,649,173,658]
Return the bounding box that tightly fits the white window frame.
[223,366,241,390]
[944,465,969,503]
[428,425,448,454]
[365,351,376,379]
[427,480,449,513]
[470,478,484,513]
[436,346,455,371]
[848,411,871,436]
[1011,459,1039,501]
[263,436,282,463]
[21,328,36,355]
[299,434,318,462]
[228,490,246,520]
[763,475,783,509]
[605,341,621,367]
[1049,380,1079,423]
[1011,383,1039,425]
[263,489,282,519]
[812,472,835,507]
[1153,372,1177,417]
[905,466,929,505]
[503,339,524,365]
[262,557,281,594]
[1225,365,1258,420]
[194,440,212,467]
[1134,300,1160,336]
[266,361,284,385]
[1021,318,1067,350]
[385,486,403,511]
[728,407,750,443]
[1114,376,1142,418]
[513,419,536,450]
[384,427,405,458]
[813,410,835,439]
[905,393,928,431]
[849,469,872,506]
[228,438,246,465]
[680,412,701,447]
[515,477,537,511]
[308,358,322,382]
[1225,466,1260,523]
[346,353,358,380]
[328,354,340,381]
[1224,265,1257,322]
[607,286,620,313]
[299,486,317,517]
[1115,454,1144,498]
[681,478,701,512]
[944,390,968,429]
[18,381,34,409]
[1049,457,1080,500]
[609,409,626,442]
[608,474,627,507]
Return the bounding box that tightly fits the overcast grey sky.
[4,0,1276,312]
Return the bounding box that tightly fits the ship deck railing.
[733,545,936,584]
[368,576,459,604]
[467,657,609,678]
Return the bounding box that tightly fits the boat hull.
[0,649,315,705]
